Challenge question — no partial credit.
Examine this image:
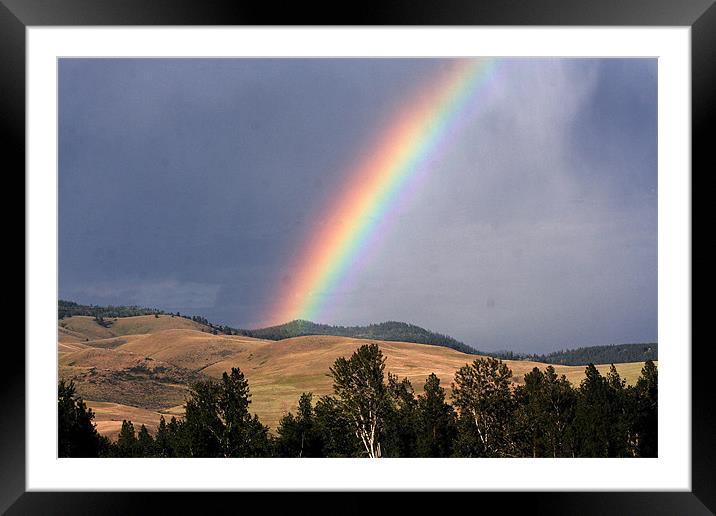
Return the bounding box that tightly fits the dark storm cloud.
[59,58,443,323]
[59,58,657,353]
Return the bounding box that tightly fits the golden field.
[58,315,653,439]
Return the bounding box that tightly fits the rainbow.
[267,58,499,326]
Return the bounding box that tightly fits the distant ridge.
[59,300,657,364]
[59,300,478,354]
[240,319,479,355]
[59,300,165,319]
[491,343,658,366]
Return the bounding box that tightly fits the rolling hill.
[239,319,478,354]
[59,300,478,354]
[57,314,654,438]
[59,314,212,341]
[60,301,658,365]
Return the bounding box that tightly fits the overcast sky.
[59,58,657,353]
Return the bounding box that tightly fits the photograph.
[57,57,659,459]
[4,2,706,508]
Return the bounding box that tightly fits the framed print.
[4,0,711,513]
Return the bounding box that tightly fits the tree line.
[59,300,166,320]
[59,344,657,458]
[58,300,238,336]
[492,343,658,366]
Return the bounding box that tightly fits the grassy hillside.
[60,301,476,353]
[59,345,204,410]
[242,319,477,355]
[85,401,179,441]
[58,323,653,436]
[58,314,212,341]
[116,330,268,371]
[60,301,657,365]
[57,340,90,355]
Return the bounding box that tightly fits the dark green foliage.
[154,416,172,457]
[512,366,576,457]
[149,416,192,457]
[97,435,113,457]
[572,364,632,457]
[59,300,165,319]
[631,360,658,457]
[312,395,363,457]
[57,379,103,457]
[453,412,484,457]
[167,416,191,457]
[493,343,658,366]
[275,393,323,457]
[137,424,155,456]
[573,365,610,457]
[383,374,419,457]
[57,353,658,458]
[252,359,652,458]
[243,319,478,354]
[452,357,516,457]
[416,373,456,457]
[183,367,270,457]
[116,420,138,457]
[329,344,391,457]
[110,421,157,457]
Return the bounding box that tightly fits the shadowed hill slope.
[59,344,206,410]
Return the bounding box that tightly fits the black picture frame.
[4,1,709,513]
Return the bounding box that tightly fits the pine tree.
[605,364,632,457]
[416,373,456,457]
[167,416,190,457]
[137,424,156,457]
[541,366,577,457]
[117,420,138,457]
[513,367,548,457]
[154,416,173,457]
[573,364,631,457]
[513,366,576,457]
[383,374,418,457]
[632,360,658,457]
[57,379,103,457]
[574,364,609,456]
[184,367,270,457]
[276,392,322,457]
